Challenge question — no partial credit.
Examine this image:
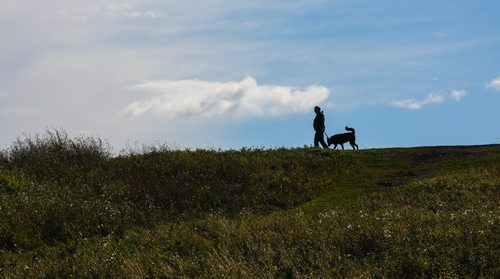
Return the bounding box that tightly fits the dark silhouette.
[327,126,359,150]
[313,106,328,148]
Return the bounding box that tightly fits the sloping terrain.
[0,132,499,277]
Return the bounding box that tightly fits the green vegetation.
[1,130,499,277]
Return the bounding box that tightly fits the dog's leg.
[341,143,344,150]
[350,141,358,150]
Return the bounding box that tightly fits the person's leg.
[315,132,328,149]
[314,133,320,147]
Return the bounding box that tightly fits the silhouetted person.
[313,106,328,148]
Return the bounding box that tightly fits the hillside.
[0,131,499,277]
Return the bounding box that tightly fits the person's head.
[314,106,321,114]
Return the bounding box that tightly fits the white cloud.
[390,89,467,109]
[450,89,466,101]
[486,77,500,90]
[390,92,445,110]
[123,77,330,118]
[127,11,162,19]
[50,2,164,21]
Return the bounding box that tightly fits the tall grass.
[110,146,352,216]
[0,131,498,277]
[7,130,111,183]
[1,169,498,278]
[0,131,352,252]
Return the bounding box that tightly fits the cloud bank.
[390,89,466,110]
[486,77,500,91]
[123,77,330,119]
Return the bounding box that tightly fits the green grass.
[0,130,499,277]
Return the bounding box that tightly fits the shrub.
[0,150,7,168]
[7,129,111,183]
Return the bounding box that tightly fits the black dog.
[327,126,359,150]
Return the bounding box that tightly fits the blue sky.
[1,0,499,150]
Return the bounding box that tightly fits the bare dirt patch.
[391,145,498,165]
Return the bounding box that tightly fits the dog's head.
[327,136,333,146]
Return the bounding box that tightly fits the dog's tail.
[345,126,355,134]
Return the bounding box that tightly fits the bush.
[0,150,7,168]
[7,129,111,183]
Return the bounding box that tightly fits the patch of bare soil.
[392,144,498,165]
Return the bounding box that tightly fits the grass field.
[1,130,499,277]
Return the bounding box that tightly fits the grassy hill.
[1,131,499,277]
